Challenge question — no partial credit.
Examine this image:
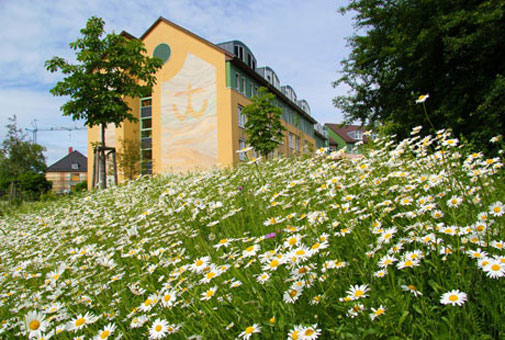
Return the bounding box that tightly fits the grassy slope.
[0,131,504,339]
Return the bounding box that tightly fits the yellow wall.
[141,20,232,173]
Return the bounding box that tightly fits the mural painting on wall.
[161,53,218,172]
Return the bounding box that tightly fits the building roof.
[325,124,369,144]
[46,151,87,173]
[122,16,234,58]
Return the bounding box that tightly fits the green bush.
[16,171,52,201]
[73,180,88,193]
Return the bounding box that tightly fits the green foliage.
[1,129,505,339]
[73,180,88,192]
[335,0,505,153]
[242,87,286,158]
[16,171,52,201]
[0,116,47,198]
[45,16,164,129]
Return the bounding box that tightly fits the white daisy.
[440,289,467,306]
[24,311,48,337]
[238,324,261,340]
[149,319,169,340]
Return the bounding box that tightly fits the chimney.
[68,147,73,154]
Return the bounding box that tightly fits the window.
[71,162,79,170]
[238,139,247,161]
[71,173,80,182]
[238,105,246,128]
[348,130,363,141]
[235,73,240,91]
[295,135,301,153]
[241,77,246,94]
[288,132,295,149]
[142,118,152,129]
[234,45,243,59]
[141,130,152,138]
[140,97,153,175]
[247,54,252,68]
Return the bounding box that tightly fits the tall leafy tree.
[242,87,286,158]
[45,16,163,188]
[335,0,505,152]
[0,115,49,198]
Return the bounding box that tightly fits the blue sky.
[0,0,354,165]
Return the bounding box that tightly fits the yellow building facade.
[88,17,325,185]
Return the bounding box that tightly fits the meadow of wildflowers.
[0,128,504,339]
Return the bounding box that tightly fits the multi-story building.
[88,17,327,183]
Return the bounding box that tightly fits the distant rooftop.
[47,150,87,173]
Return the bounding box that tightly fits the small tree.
[242,87,286,158]
[45,16,163,188]
[0,116,47,198]
[116,135,141,181]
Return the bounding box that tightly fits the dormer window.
[71,162,79,170]
[348,130,363,141]
[234,45,244,60]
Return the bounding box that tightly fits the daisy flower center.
[354,290,364,297]
[245,326,255,334]
[75,318,86,327]
[305,329,315,336]
[155,325,162,332]
[491,264,501,271]
[100,330,110,339]
[449,295,459,302]
[164,295,171,302]
[29,320,40,330]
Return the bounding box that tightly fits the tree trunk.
[101,124,107,189]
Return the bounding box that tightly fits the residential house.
[46,148,87,192]
[325,124,371,154]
